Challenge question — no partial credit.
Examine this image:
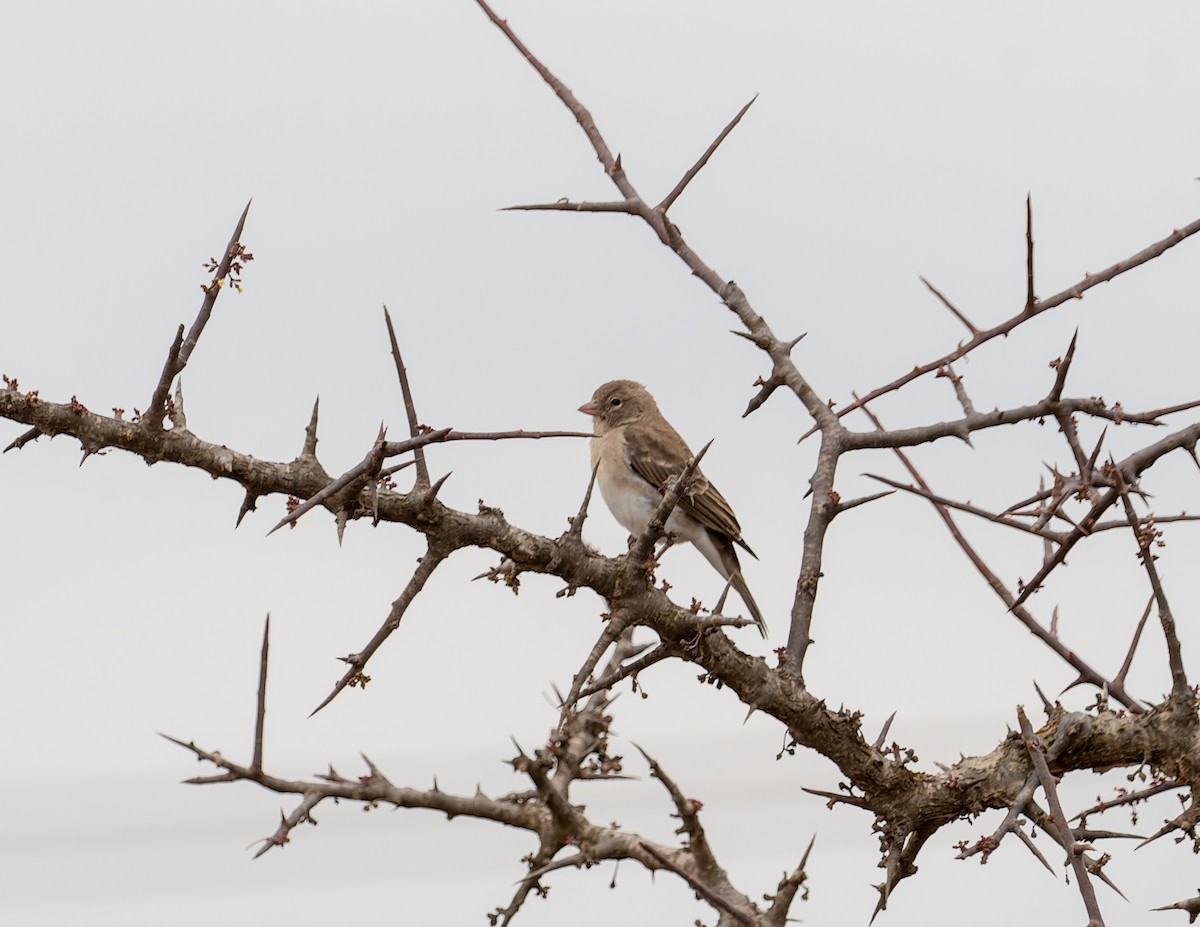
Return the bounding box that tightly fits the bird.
[579,379,767,636]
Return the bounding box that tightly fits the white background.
[3,2,1199,924]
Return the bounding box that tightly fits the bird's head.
[579,379,656,431]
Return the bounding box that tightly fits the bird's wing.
[626,421,755,557]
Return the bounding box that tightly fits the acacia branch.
[1017,706,1106,926]
[383,305,430,487]
[656,95,757,214]
[834,212,1200,425]
[145,200,253,430]
[856,398,1144,711]
[1113,470,1190,697]
[309,542,450,716]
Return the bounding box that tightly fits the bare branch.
[657,95,757,214]
[628,438,713,567]
[1073,779,1181,822]
[474,0,636,198]
[145,201,252,430]
[1113,469,1189,697]
[857,399,1143,711]
[250,615,270,775]
[1048,329,1080,403]
[180,200,253,369]
[1017,706,1106,926]
[920,275,979,335]
[837,212,1200,423]
[566,460,600,541]
[576,643,669,700]
[1114,595,1155,690]
[502,198,638,213]
[764,835,815,927]
[1025,194,1036,312]
[383,305,430,488]
[309,543,450,716]
[559,614,630,718]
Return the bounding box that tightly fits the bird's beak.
[578,400,601,417]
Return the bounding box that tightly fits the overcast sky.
[4,2,1200,925]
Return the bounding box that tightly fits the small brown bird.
[579,379,767,636]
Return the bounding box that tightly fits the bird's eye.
[609,397,622,407]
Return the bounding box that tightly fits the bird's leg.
[713,575,735,615]
[652,535,677,566]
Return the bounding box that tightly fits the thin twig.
[628,439,713,567]
[656,96,757,214]
[576,644,670,700]
[1025,194,1036,312]
[383,305,430,488]
[1113,468,1189,697]
[146,201,252,430]
[309,544,449,716]
[250,615,270,775]
[858,399,1142,711]
[834,213,1200,426]
[920,276,979,335]
[1017,706,1106,926]
[1113,595,1155,689]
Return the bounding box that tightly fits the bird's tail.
[730,569,768,638]
[703,536,768,637]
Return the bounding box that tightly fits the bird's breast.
[592,430,657,536]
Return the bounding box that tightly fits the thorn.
[236,491,259,528]
[873,711,897,750]
[427,471,452,499]
[1033,680,1053,714]
[301,396,321,459]
[784,332,807,354]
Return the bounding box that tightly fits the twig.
[764,835,815,927]
[383,305,430,487]
[1073,779,1181,822]
[628,439,713,567]
[920,276,979,335]
[566,460,600,541]
[1113,468,1189,697]
[1025,194,1036,312]
[1017,706,1106,926]
[640,844,751,925]
[1048,329,1079,403]
[1114,595,1155,690]
[857,399,1142,711]
[503,198,638,213]
[309,544,449,716]
[559,614,630,719]
[250,615,270,775]
[145,201,252,430]
[656,96,757,214]
[576,644,669,700]
[835,212,1200,425]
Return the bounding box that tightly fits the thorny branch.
[3,2,1200,924]
[166,621,798,926]
[1017,707,1106,926]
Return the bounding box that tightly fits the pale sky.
[4,2,1200,925]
